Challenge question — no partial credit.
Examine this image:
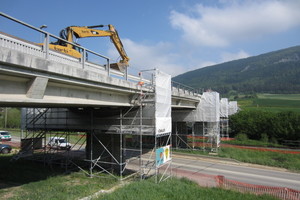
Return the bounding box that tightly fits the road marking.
[172,161,300,185]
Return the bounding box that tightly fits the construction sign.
[156,145,171,167]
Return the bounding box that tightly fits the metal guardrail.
[172,81,202,96]
[0,12,201,97]
[0,12,119,77]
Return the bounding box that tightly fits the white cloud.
[170,0,300,47]
[107,39,186,77]
[189,60,217,71]
[221,50,250,62]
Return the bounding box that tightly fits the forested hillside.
[173,46,300,94]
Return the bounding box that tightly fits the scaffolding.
[13,107,87,171]
[14,69,172,183]
[220,98,229,139]
[84,70,172,182]
[172,91,221,152]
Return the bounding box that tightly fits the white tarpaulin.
[198,91,220,122]
[155,70,172,135]
[228,101,238,115]
[171,91,220,122]
[220,98,229,118]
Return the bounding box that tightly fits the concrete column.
[26,76,48,99]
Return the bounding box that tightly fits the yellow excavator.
[44,24,130,71]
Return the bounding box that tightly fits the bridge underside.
[23,107,155,134]
[0,61,135,108]
[17,106,172,180]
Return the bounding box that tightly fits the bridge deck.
[0,31,200,108]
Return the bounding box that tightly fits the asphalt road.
[172,153,300,191]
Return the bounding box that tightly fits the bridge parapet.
[0,12,200,108]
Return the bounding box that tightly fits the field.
[237,93,300,112]
[257,94,300,100]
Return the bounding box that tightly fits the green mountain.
[173,46,300,95]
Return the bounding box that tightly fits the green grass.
[98,177,278,200]
[222,139,284,148]
[4,173,117,200]
[0,155,118,200]
[218,147,300,171]
[237,93,300,112]
[175,147,300,172]
[253,98,300,108]
[257,93,300,100]
[0,155,66,184]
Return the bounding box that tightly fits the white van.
[48,137,71,150]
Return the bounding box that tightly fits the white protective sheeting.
[220,98,229,118]
[171,91,220,122]
[228,101,238,115]
[155,70,172,135]
[198,91,220,122]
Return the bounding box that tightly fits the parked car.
[0,131,12,141]
[48,137,71,150]
[0,144,12,154]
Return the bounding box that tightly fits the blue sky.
[1,0,300,76]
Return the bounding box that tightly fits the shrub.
[260,133,269,143]
[235,133,248,141]
[229,110,300,143]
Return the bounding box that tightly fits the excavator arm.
[62,24,130,70]
[42,24,130,71]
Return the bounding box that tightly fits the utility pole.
[4,107,8,129]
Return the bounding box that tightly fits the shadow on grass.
[0,154,71,189]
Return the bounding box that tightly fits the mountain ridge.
[173,45,300,95]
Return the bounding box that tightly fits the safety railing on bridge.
[0,12,201,97]
[0,13,120,78]
[172,81,202,97]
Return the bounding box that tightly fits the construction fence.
[172,168,300,200]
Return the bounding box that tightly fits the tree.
[229,110,300,143]
[0,108,21,128]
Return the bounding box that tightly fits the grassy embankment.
[0,155,118,200]
[98,177,278,200]
[221,139,285,147]
[237,93,300,112]
[0,155,278,200]
[175,147,300,172]
[218,147,300,171]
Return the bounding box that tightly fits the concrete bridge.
[0,16,187,179]
[0,13,200,109]
[0,13,237,180]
